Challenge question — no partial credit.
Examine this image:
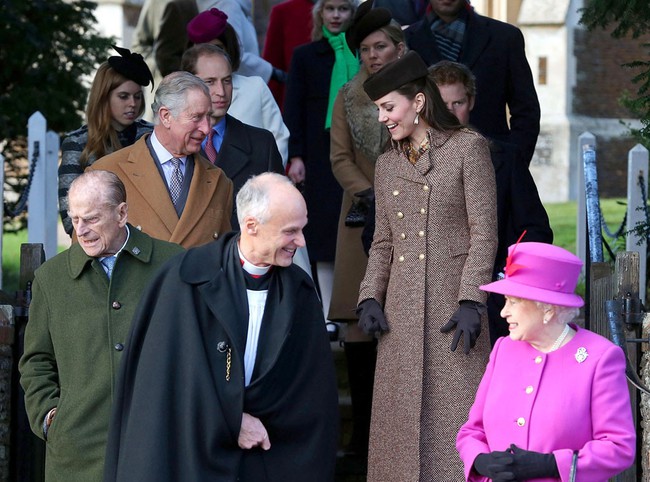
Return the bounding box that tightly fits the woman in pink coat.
[457,241,636,481]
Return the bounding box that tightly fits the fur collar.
[341,70,389,164]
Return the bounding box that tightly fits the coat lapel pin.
[575,347,588,363]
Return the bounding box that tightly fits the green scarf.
[322,26,359,129]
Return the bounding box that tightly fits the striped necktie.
[169,157,184,205]
[204,129,218,164]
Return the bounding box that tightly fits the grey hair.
[236,173,294,226]
[535,302,580,325]
[151,71,210,124]
[69,170,126,207]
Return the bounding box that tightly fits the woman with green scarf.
[283,0,359,319]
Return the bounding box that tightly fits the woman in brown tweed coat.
[328,5,404,460]
[357,51,497,481]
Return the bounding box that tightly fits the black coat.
[104,233,339,481]
[405,10,541,165]
[283,39,342,262]
[487,139,553,342]
[206,115,284,228]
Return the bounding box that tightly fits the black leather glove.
[271,67,288,83]
[356,299,389,335]
[504,444,560,480]
[440,300,485,354]
[473,451,515,481]
[353,188,375,213]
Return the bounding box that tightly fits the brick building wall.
[573,27,650,197]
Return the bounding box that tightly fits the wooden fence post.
[614,252,640,482]
[12,244,46,482]
[626,144,649,304]
[27,112,58,260]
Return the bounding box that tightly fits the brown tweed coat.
[358,127,497,481]
[328,71,388,321]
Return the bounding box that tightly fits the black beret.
[108,46,155,91]
[346,1,392,52]
[363,51,428,101]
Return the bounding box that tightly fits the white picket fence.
[577,131,649,301]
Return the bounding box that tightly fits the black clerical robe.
[104,232,338,481]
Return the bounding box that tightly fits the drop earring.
[414,112,419,125]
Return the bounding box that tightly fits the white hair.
[236,173,294,226]
[535,302,580,325]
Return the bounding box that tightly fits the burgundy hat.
[480,242,584,308]
[108,46,154,91]
[187,8,229,44]
[363,51,428,101]
[346,1,392,52]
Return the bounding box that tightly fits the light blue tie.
[101,256,116,279]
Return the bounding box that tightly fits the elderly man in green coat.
[19,170,183,481]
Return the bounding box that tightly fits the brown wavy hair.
[79,62,145,169]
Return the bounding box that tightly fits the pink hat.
[187,8,229,44]
[480,242,584,307]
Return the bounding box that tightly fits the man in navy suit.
[181,43,284,227]
[406,0,541,165]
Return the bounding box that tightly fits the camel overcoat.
[89,135,233,248]
[358,128,497,481]
[328,71,388,321]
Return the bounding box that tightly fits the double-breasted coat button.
[418,254,425,260]
[525,386,534,394]
[517,417,526,427]
[400,233,406,239]
[213,232,219,239]
[398,255,405,262]
[420,208,426,214]
[397,212,404,219]
[423,185,429,191]
[114,343,124,351]
[535,356,543,364]
[112,301,121,310]
[419,231,425,237]
[393,190,399,196]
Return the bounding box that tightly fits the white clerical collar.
[237,245,271,277]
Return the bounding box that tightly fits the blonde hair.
[80,62,145,169]
[311,0,359,41]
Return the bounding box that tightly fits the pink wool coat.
[457,325,636,482]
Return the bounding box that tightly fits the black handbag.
[345,202,367,227]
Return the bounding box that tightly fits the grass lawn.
[545,198,628,255]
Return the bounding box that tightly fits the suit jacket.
[104,232,338,481]
[457,327,636,481]
[19,227,183,482]
[229,76,290,165]
[90,135,233,248]
[406,10,541,164]
[207,115,284,228]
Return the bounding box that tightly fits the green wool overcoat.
[19,225,183,481]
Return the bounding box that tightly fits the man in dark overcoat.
[19,171,183,481]
[104,172,338,482]
[430,59,553,343]
[406,0,541,165]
